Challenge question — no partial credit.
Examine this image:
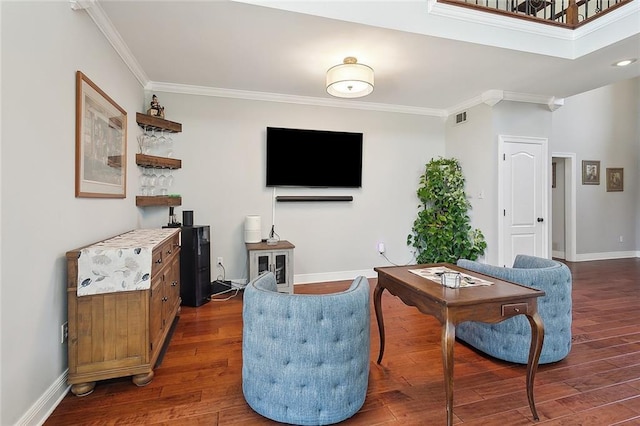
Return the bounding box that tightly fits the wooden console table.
[374,264,545,426]
[66,228,181,396]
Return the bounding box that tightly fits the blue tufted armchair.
[242,272,370,425]
[456,255,572,364]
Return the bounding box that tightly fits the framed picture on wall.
[581,160,600,185]
[75,71,127,198]
[552,162,557,188]
[606,168,623,192]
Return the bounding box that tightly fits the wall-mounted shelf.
[276,196,353,202]
[135,114,183,208]
[136,154,181,169]
[136,196,182,207]
[136,112,182,133]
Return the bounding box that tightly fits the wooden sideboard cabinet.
[66,229,181,396]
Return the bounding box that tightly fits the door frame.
[551,152,577,262]
[498,135,549,267]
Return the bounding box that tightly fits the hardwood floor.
[46,258,640,425]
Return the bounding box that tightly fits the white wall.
[143,92,445,282]
[636,80,640,249]
[1,3,144,424]
[445,104,495,263]
[445,101,553,265]
[551,78,639,258]
[552,157,566,256]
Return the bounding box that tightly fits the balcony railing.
[439,0,633,28]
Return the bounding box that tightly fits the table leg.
[374,283,386,364]
[441,319,455,426]
[525,311,544,421]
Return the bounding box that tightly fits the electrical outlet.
[377,242,385,254]
[619,236,624,243]
[61,322,68,344]
[217,257,223,266]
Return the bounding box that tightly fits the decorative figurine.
[147,94,165,118]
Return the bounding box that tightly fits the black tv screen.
[266,127,363,188]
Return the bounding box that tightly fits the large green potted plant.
[407,157,487,263]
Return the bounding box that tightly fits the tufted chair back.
[456,255,572,364]
[242,272,370,425]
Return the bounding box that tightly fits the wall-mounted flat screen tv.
[266,127,363,188]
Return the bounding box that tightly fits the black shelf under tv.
[276,196,353,202]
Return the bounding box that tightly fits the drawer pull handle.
[171,281,177,286]
[156,259,162,264]
[514,308,520,313]
[166,249,172,255]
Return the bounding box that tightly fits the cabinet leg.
[71,382,96,397]
[132,371,154,387]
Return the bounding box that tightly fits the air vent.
[455,111,468,124]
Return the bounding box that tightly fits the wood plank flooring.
[45,258,640,425]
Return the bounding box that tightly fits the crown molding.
[70,0,149,87]
[147,81,447,117]
[573,1,640,39]
[427,0,573,40]
[80,0,567,118]
[446,90,564,116]
[427,0,639,58]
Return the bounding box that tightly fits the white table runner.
[77,228,179,296]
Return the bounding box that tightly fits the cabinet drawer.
[501,303,529,316]
[162,234,180,263]
[151,234,180,277]
[151,248,163,277]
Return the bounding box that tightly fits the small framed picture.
[552,162,556,189]
[582,160,600,185]
[606,168,623,192]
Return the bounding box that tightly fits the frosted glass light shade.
[326,57,374,98]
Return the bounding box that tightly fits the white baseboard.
[573,250,639,262]
[294,269,376,285]
[17,370,69,426]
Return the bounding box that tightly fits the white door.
[499,136,548,267]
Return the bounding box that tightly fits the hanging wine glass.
[141,168,152,195]
[137,133,146,154]
[148,168,158,196]
[139,168,147,195]
[157,169,168,196]
[166,170,174,188]
[165,133,174,158]
[146,127,157,155]
[157,129,167,157]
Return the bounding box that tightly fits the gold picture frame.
[581,160,600,185]
[75,71,127,198]
[606,168,623,192]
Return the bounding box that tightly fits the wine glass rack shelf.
[135,113,183,207]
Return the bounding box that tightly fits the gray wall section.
[445,101,553,265]
[552,158,566,254]
[140,92,445,282]
[551,78,639,256]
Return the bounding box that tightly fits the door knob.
[537,218,544,222]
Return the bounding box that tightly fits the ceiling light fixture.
[326,57,374,99]
[613,58,637,67]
